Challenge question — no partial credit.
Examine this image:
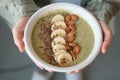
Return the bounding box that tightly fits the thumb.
[12,27,25,52]
[12,17,30,52]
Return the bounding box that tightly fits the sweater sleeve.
[86,0,120,23]
[0,0,38,28]
[86,0,120,35]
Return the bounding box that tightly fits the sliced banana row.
[51,14,72,66]
[51,36,66,47]
[51,14,64,23]
[52,44,66,53]
[51,29,66,39]
[51,21,67,31]
[54,50,72,66]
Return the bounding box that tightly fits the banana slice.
[52,44,66,53]
[51,14,64,23]
[57,52,72,66]
[51,21,67,31]
[54,50,67,62]
[51,36,66,47]
[51,29,66,39]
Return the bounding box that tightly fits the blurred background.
[0,12,120,80]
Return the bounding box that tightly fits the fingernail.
[19,46,24,53]
[102,50,106,54]
[48,70,53,72]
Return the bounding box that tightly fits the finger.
[35,63,45,70]
[102,36,112,54]
[12,27,25,52]
[47,69,53,72]
[75,70,80,73]
[16,39,25,52]
[67,71,74,74]
[99,20,112,53]
[75,68,84,73]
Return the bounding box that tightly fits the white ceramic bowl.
[24,3,102,72]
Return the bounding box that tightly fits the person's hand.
[67,68,84,74]
[12,16,53,72]
[99,20,112,54]
[12,16,30,52]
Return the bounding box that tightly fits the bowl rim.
[24,2,102,72]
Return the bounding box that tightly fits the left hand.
[68,20,113,74]
[12,16,30,52]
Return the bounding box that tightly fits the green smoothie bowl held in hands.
[24,3,102,72]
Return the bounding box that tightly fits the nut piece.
[67,31,76,37]
[65,15,71,21]
[67,36,75,43]
[66,45,73,51]
[66,20,75,26]
[70,51,76,61]
[65,27,71,34]
[74,45,81,55]
[68,42,77,47]
[69,25,76,31]
[71,14,79,21]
